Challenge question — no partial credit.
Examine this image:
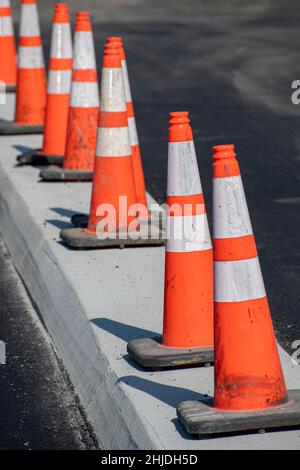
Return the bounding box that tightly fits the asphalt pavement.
[1,0,300,449]
[0,239,99,449]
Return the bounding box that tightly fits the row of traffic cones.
[11,1,150,236]
[17,4,98,173]
[60,40,162,248]
[11,3,160,248]
[1,1,300,439]
[7,2,155,247]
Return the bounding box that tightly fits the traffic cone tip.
[170,110,189,119]
[75,11,92,32]
[169,111,193,142]
[107,36,123,43]
[54,3,69,23]
[103,43,121,68]
[212,143,239,177]
[106,37,125,59]
[213,144,236,159]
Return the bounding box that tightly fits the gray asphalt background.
[1,0,299,449]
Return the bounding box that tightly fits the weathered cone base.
[70,212,164,229]
[60,224,165,250]
[177,389,300,436]
[0,120,44,135]
[17,149,64,166]
[127,337,214,369]
[40,166,93,182]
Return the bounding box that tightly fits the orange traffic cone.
[127,112,214,369]
[107,37,148,210]
[17,3,72,165]
[40,11,99,182]
[177,144,300,435]
[0,0,46,135]
[60,43,163,249]
[0,0,17,92]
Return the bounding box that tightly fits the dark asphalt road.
[3,0,300,449]
[0,239,99,449]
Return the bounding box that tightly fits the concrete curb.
[0,99,300,449]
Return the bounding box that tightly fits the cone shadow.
[45,219,73,230]
[50,207,80,219]
[13,144,35,154]
[90,317,158,343]
[119,375,211,408]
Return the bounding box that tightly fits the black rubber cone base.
[5,85,16,93]
[17,149,64,166]
[0,120,43,135]
[40,165,93,182]
[60,224,165,250]
[177,390,300,436]
[127,337,214,369]
[71,213,88,228]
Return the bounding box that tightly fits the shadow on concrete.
[50,207,80,219]
[90,317,158,343]
[118,375,213,440]
[13,144,35,154]
[118,376,214,441]
[45,219,73,230]
[170,417,200,441]
[122,353,152,373]
[118,374,211,408]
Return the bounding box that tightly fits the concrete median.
[0,100,299,449]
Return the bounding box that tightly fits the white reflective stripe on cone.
[121,59,132,103]
[101,68,126,112]
[20,4,41,37]
[48,70,72,94]
[0,16,13,36]
[128,116,138,146]
[214,257,266,302]
[70,81,99,108]
[50,23,72,59]
[18,46,44,69]
[167,140,203,196]
[213,174,253,239]
[96,127,131,157]
[166,214,212,253]
[73,31,96,70]
[0,0,11,7]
